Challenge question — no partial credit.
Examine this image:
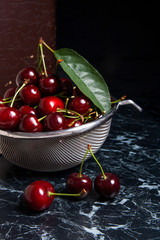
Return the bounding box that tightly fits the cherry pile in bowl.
[0,67,99,132]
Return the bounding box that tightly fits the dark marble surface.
[0,98,160,240]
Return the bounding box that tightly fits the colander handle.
[116,99,142,112]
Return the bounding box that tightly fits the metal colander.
[0,100,142,172]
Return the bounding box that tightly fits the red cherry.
[19,105,37,117]
[19,114,43,132]
[16,67,39,86]
[66,172,92,199]
[59,78,73,96]
[19,85,41,106]
[44,112,65,131]
[39,74,59,96]
[94,173,120,199]
[65,118,82,128]
[23,180,55,211]
[3,87,17,99]
[0,107,21,130]
[38,96,64,116]
[68,96,91,115]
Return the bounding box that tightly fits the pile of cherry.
[0,66,96,132]
[23,144,120,211]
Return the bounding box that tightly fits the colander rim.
[0,104,117,139]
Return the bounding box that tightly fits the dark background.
[56,1,160,101]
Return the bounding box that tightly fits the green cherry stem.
[10,79,29,107]
[39,38,48,78]
[42,40,55,54]
[78,147,90,177]
[48,189,86,198]
[88,144,107,179]
[38,115,47,122]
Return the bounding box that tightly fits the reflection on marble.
[0,99,160,240]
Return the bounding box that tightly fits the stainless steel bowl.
[0,100,142,172]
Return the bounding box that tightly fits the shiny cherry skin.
[39,74,59,96]
[0,97,6,109]
[94,173,120,199]
[44,112,65,131]
[24,180,55,211]
[19,105,37,117]
[16,67,39,86]
[68,96,91,115]
[19,114,43,132]
[59,78,73,96]
[38,96,64,116]
[65,118,82,128]
[66,173,92,199]
[19,85,41,106]
[0,107,21,130]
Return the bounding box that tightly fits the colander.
[0,100,142,172]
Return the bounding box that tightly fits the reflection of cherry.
[0,107,21,130]
[16,67,39,86]
[19,114,43,132]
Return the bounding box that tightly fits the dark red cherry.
[94,173,120,199]
[3,87,17,99]
[23,180,55,211]
[38,96,64,116]
[19,85,41,106]
[68,96,91,115]
[19,105,37,117]
[66,172,92,199]
[16,67,39,86]
[39,74,59,96]
[65,118,82,128]
[59,78,73,96]
[44,112,65,131]
[19,114,43,132]
[0,107,21,130]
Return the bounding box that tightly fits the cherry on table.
[94,173,120,199]
[16,67,39,86]
[38,96,64,116]
[39,74,59,96]
[19,114,43,132]
[19,84,41,106]
[0,107,21,130]
[66,173,92,199]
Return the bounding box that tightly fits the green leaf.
[54,48,111,113]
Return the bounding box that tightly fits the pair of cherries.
[24,145,120,211]
[0,67,93,132]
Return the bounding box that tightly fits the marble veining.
[0,99,160,239]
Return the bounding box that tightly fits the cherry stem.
[48,189,86,198]
[42,40,55,54]
[78,148,90,177]
[39,39,48,78]
[38,115,47,122]
[10,80,29,107]
[88,144,107,179]
[111,95,126,104]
